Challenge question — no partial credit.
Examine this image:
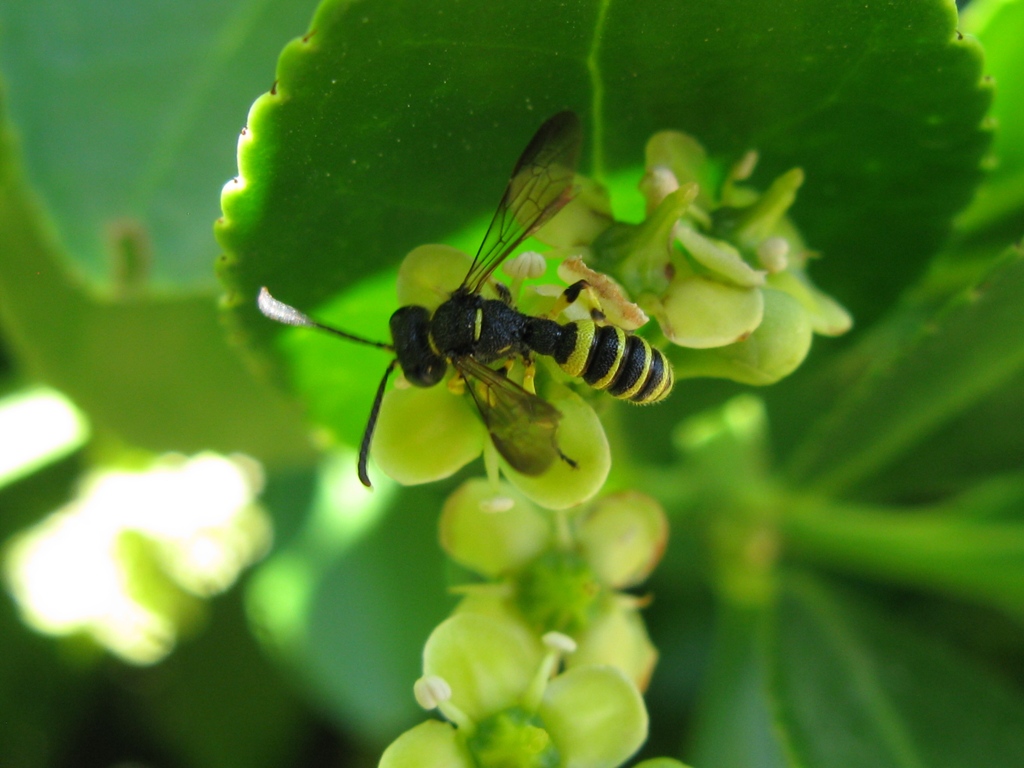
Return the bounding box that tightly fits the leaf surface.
[216,0,991,450]
[787,249,1024,495]
[0,0,320,285]
[771,574,1024,768]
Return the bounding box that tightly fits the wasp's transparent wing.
[461,111,583,294]
[454,356,563,476]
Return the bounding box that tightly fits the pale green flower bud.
[592,128,851,384]
[534,177,614,249]
[575,492,668,589]
[440,479,551,578]
[397,244,474,309]
[373,383,486,484]
[648,274,764,349]
[502,380,610,511]
[671,288,813,385]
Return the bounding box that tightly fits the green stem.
[782,499,1024,617]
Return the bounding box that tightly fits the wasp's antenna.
[257,287,394,350]
[358,358,399,488]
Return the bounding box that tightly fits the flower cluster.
[381,615,650,768]
[370,126,848,768]
[441,480,667,691]
[536,130,852,385]
[371,129,850,508]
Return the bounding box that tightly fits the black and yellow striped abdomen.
[553,320,673,404]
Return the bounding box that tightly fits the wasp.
[258,111,673,486]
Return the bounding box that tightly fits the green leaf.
[861,370,1024,498]
[771,574,1024,768]
[787,248,1024,495]
[957,0,1024,245]
[0,0,320,285]
[217,0,990,450]
[0,87,313,464]
[688,605,788,768]
[782,493,1024,619]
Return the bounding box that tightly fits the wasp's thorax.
[428,289,531,365]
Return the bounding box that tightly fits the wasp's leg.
[358,359,399,488]
[547,279,606,322]
[447,369,467,395]
[520,354,538,395]
[494,281,513,306]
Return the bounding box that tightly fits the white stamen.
[257,287,315,327]
[757,237,791,273]
[414,675,452,710]
[542,631,578,655]
[503,251,547,280]
[639,165,680,209]
[522,631,577,712]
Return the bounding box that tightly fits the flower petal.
[672,288,813,385]
[504,383,610,511]
[768,269,853,336]
[453,589,521,622]
[675,226,766,288]
[575,492,667,589]
[397,245,474,310]
[653,276,764,349]
[440,479,552,578]
[379,720,474,768]
[569,599,658,692]
[732,167,805,246]
[373,385,485,484]
[538,665,648,768]
[423,614,543,724]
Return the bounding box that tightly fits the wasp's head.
[390,305,446,386]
